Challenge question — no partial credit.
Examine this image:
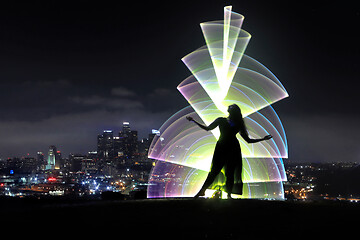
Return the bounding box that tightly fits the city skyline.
[0,121,155,159]
[0,1,359,162]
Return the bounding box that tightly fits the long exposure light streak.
[148,6,288,199]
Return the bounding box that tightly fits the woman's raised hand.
[263,135,273,140]
[186,116,194,122]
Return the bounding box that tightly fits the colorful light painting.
[147,6,289,199]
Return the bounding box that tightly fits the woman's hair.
[228,104,243,122]
[228,104,247,134]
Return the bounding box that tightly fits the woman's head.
[228,104,242,117]
[227,104,243,123]
[228,104,246,129]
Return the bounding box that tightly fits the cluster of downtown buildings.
[0,122,158,198]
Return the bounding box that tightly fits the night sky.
[0,1,359,162]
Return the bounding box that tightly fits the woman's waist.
[217,137,239,144]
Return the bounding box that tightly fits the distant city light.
[0,125,161,199]
[152,129,160,135]
[48,177,57,182]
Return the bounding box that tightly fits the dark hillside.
[1,198,359,238]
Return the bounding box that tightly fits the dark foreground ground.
[1,197,359,238]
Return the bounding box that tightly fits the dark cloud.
[149,88,173,97]
[70,95,144,110]
[111,87,137,97]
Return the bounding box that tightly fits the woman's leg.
[194,160,224,197]
[225,162,235,198]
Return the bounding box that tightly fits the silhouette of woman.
[186,104,272,199]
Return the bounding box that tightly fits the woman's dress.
[208,117,243,194]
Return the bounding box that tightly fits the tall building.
[22,157,37,173]
[118,122,138,162]
[113,136,123,158]
[139,130,157,155]
[37,151,45,169]
[46,145,56,170]
[122,121,131,133]
[97,122,139,166]
[97,130,114,160]
[55,150,62,169]
[69,154,85,172]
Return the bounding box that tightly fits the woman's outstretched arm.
[239,118,272,143]
[186,116,220,131]
[241,132,272,143]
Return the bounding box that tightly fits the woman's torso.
[217,117,241,143]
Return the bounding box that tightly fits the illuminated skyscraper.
[119,122,138,161]
[37,151,45,169]
[122,121,130,133]
[96,123,139,165]
[55,150,62,169]
[97,130,114,159]
[46,145,56,170]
